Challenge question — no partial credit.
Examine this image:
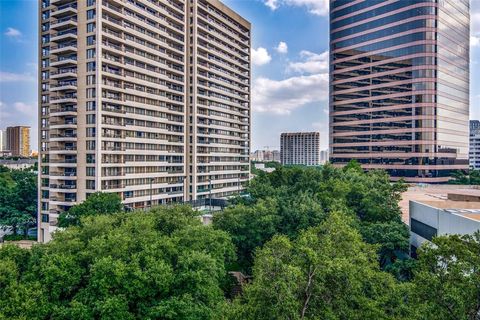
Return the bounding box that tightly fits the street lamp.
[149,177,154,209]
[209,178,212,212]
[238,176,241,195]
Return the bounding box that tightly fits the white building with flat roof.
[409,191,480,257]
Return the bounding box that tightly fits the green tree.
[58,192,122,227]
[215,164,410,273]
[0,166,37,237]
[228,211,404,320]
[0,205,235,319]
[409,233,480,320]
[213,198,280,271]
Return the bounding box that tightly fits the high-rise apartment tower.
[6,126,31,157]
[38,0,250,242]
[329,0,470,182]
[280,132,321,166]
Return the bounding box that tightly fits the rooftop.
[400,185,480,223]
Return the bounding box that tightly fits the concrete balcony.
[49,183,77,192]
[50,57,77,67]
[50,120,77,130]
[49,106,77,115]
[50,17,77,30]
[50,83,77,92]
[51,4,77,17]
[50,95,77,104]
[51,30,77,43]
[51,44,77,55]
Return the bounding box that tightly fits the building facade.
[186,0,251,200]
[6,126,31,157]
[0,129,4,152]
[329,0,470,183]
[38,0,250,242]
[469,120,480,170]
[409,193,480,257]
[280,132,320,166]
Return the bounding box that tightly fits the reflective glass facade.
[329,0,470,183]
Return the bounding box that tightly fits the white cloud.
[4,27,21,38]
[264,0,329,16]
[252,73,329,114]
[275,41,288,54]
[14,102,35,115]
[472,36,480,47]
[251,47,272,66]
[265,0,278,10]
[0,71,35,82]
[288,50,329,74]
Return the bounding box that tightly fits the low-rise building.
[0,158,37,170]
[409,190,480,257]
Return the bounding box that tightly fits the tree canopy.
[58,192,123,227]
[0,206,235,319]
[2,163,480,319]
[214,164,408,273]
[0,165,37,237]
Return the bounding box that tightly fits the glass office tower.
[329,0,470,182]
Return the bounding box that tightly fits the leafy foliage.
[214,163,409,273]
[448,170,480,185]
[409,233,480,320]
[227,211,408,320]
[58,192,123,227]
[0,165,37,237]
[0,206,235,319]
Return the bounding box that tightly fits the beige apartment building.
[280,132,321,166]
[38,0,250,242]
[6,126,31,157]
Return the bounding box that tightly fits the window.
[86,101,96,111]
[87,48,96,59]
[86,154,95,163]
[87,75,95,85]
[86,167,95,176]
[87,35,95,45]
[86,140,96,150]
[87,0,95,6]
[87,9,95,20]
[86,88,96,98]
[41,214,49,223]
[87,22,95,32]
[411,218,437,241]
[87,61,96,71]
[86,180,95,190]
[86,114,96,124]
[86,127,96,137]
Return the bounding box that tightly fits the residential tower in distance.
[280,132,320,166]
[5,126,31,157]
[38,0,250,242]
[469,120,480,170]
[329,0,470,182]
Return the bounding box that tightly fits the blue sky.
[0,0,479,151]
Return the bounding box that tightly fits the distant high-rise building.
[329,0,470,183]
[6,126,30,157]
[320,149,329,164]
[251,149,280,163]
[280,132,320,166]
[0,129,4,152]
[469,120,480,170]
[39,0,250,242]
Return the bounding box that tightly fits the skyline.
[1,0,479,151]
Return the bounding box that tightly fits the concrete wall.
[409,200,480,250]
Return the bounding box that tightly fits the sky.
[0,0,479,152]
